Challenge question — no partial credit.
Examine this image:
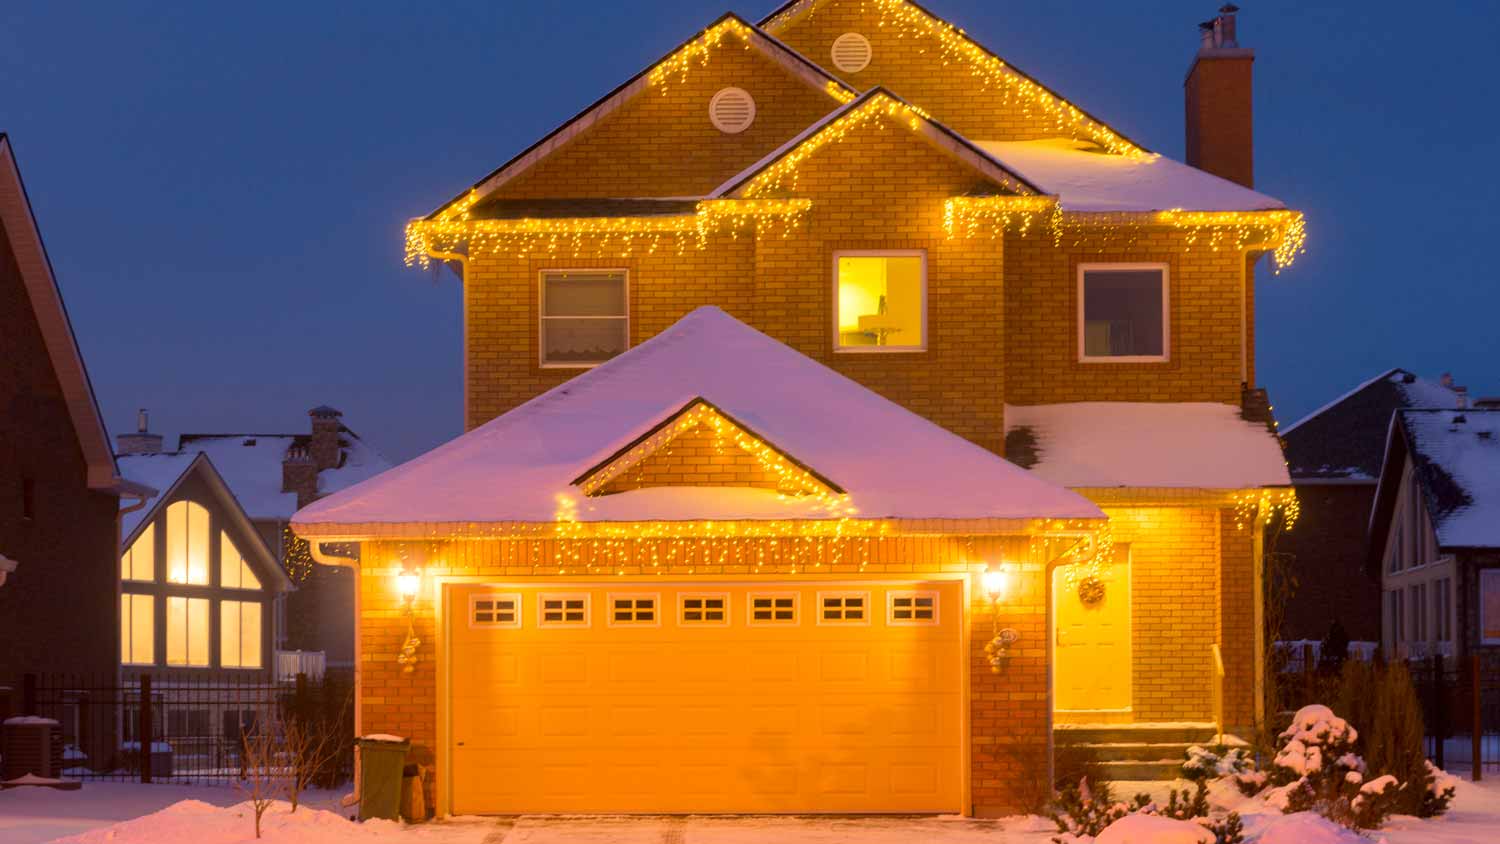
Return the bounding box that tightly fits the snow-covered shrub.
[1336,659,1455,818]
[1418,759,1459,818]
[1181,744,1258,794]
[1050,777,1149,841]
[1263,704,1399,830]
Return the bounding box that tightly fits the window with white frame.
[834,252,925,351]
[122,523,155,582]
[1482,570,1500,645]
[680,594,728,625]
[818,591,870,624]
[539,594,590,627]
[471,594,521,628]
[888,590,938,625]
[167,596,210,666]
[121,593,154,665]
[220,600,262,669]
[608,594,659,626]
[540,270,628,367]
[749,593,798,625]
[1079,264,1169,361]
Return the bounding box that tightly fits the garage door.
[448,580,964,815]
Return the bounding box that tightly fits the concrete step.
[1091,759,1187,782]
[1065,742,1201,763]
[1055,723,1221,746]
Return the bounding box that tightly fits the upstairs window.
[540,270,628,367]
[165,500,210,585]
[1079,264,1168,362]
[220,532,261,590]
[835,252,926,352]
[122,523,155,582]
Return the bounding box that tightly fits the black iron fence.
[7,670,353,786]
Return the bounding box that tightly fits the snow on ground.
[7,772,1500,843]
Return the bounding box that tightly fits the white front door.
[1053,556,1132,714]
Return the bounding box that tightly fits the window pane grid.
[681,595,729,625]
[539,594,590,626]
[750,595,797,624]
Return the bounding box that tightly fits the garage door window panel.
[749,593,798,626]
[888,591,939,625]
[539,594,591,627]
[818,591,871,625]
[609,594,660,627]
[680,594,729,626]
[471,593,522,629]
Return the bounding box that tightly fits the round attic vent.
[831,32,873,74]
[709,87,756,134]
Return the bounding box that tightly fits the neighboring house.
[295,3,1302,816]
[0,134,152,763]
[1369,409,1500,670]
[1280,369,1462,643]
[117,407,390,676]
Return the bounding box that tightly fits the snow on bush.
[51,799,401,844]
[1182,745,1262,795]
[1093,813,1213,844]
[1250,813,1365,844]
[1262,704,1398,830]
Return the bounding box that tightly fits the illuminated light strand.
[404,200,812,267]
[579,402,846,509]
[648,18,757,92]
[740,94,931,197]
[943,197,1309,272]
[1232,488,1301,532]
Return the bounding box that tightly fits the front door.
[1053,556,1132,714]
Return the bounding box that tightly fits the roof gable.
[575,397,843,499]
[760,0,1147,156]
[121,453,294,593]
[1379,410,1500,551]
[426,15,858,219]
[713,88,1044,198]
[1284,369,1461,481]
[294,307,1103,536]
[0,135,121,492]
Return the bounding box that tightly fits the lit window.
[749,593,798,625]
[1079,264,1168,361]
[220,532,262,590]
[540,270,628,367]
[818,591,870,624]
[888,591,938,625]
[121,594,154,665]
[471,594,521,629]
[539,594,590,627]
[221,600,262,669]
[835,252,925,351]
[122,523,155,582]
[609,595,660,626]
[165,501,210,585]
[680,594,729,626]
[166,596,210,666]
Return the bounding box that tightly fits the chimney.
[1440,372,1454,388]
[116,408,164,456]
[1185,4,1255,188]
[308,405,344,472]
[281,445,319,510]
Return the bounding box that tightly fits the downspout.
[427,249,470,430]
[307,540,364,807]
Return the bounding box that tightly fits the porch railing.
[1211,643,1225,745]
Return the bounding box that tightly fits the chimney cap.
[309,405,343,419]
[1220,3,1240,13]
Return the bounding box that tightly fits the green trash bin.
[357,735,411,821]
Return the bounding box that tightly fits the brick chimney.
[281,445,320,510]
[308,405,344,472]
[116,408,164,456]
[1185,4,1255,188]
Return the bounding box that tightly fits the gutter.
[428,249,471,428]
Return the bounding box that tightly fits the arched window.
[165,501,210,585]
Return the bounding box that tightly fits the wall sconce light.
[981,564,1019,674]
[0,554,17,589]
[396,567,422,674]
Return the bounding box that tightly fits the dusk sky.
[3,1,1495,463]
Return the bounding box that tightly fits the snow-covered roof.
[1396,409,1500,549]
[1005,402,1291,489]
[1283,369,1462,481]
[119,428,390,538]
[974,139,1286,213]
[294,307,1103,535]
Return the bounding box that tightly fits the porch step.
[1055,723,1240,782]
[1055,723,1222,746]
[1072,742,1207,763]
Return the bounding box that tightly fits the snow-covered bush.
[1263,704,1399,829]
[1051,777,1243,844]
[1336,660,1456,818]
[1419,759,1459,818]
[1050,777,1150,840]
[1182,744,1259,795]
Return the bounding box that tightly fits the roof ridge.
[1281,368,1410,435]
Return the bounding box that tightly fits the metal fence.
[11,670,353,786]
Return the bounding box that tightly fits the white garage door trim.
[436,575,973,817]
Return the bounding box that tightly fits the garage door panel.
[450,581,964,814]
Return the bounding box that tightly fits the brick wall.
[769,0,1105,143]
[1280,483,1381,643]
[492,35,840,200]
[595,423,790,495]
[357,533,1050,816]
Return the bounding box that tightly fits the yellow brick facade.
[594,422,790,495]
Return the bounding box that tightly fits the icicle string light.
[1232,488,1301,531]
[943,197,1308,272]
[764,0,1145,157]
[648,18,757,92]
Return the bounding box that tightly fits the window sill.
[1078,356,1171,365]
[834,347,927,355]
[540,362,606,370]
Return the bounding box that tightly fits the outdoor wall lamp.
[396,567,423,674]
[0,553,16,588]
[981,564,1020,674]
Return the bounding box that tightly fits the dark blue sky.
[3,1,1495,462]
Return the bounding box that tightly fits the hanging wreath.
[1078,576,1106,606]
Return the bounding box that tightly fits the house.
[0,134,153,762]
[117,407,391,677]
[294,2,1302,816]
[1279,369,1462,645]
[1369,409,1500,670]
